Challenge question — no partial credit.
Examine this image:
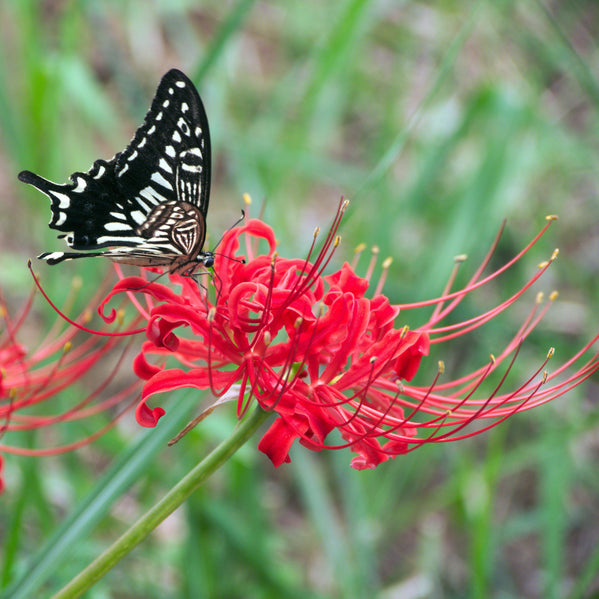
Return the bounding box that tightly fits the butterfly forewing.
[18,69,213,274]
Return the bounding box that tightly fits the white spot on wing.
[128,150,138,162]
[140,186,169,205]
[55,212,66,226]
[118,164,129,176]
[176,81,185,88]
[96,234,147,245]
[181,102,189,113]
[162,100,170,108]
[151,172,173,190]
[134,196,151,212]
[165,145,176,158]
[51,191,71,209]
[172,130,181,143]
[73,177,87,192]
[178,118,190,135]
[42,252,66,262]
[105,222,131,232]
[110,211,127,221]
[131,210,146,225]
[148,125,156,135]
[94,165,106,179]
[159,158,173,173]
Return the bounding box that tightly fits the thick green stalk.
[52,406,271,599]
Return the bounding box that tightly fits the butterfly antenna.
[211,210,246,253]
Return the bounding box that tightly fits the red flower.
[0,283,140,492]
[103,201,599,469]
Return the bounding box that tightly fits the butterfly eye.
[204,255,214,268]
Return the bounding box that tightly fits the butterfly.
[19,69,215,276]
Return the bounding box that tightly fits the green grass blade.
[0,392,198,599]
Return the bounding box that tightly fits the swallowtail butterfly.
[19,69,214,275]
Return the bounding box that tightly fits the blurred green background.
[1,1,599,597]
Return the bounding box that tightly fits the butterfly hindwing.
[18,69,213,273]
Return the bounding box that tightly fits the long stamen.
[28,261,145,337]
[398,216,557,312]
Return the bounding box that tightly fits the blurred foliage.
[1,1,599,598]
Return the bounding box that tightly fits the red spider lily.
[101,200,599,469]
[0,283,140,492]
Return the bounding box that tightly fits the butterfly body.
[19,69,213,275]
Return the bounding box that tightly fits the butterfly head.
[200,251,215,269]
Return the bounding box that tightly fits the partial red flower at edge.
[101,200,599,470]
[0,282,140,492]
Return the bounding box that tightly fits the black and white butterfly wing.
[18,69,212,274]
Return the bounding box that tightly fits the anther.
[243,193,252,206]
[536,292,544,304]
[549,291,558,301]
[454,254,468,263]
[438,360,445,374]
[547,347,555,359]
[545,214,558,221]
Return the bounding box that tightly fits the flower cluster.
[101,200,599,469]
[0,281,140,492]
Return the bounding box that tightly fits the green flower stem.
[52,405,271,599]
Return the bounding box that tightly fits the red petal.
[135,400,166,427]
[394,332,430,381]
[324,262,369,297]
[133,352,161,380]
[257,417,296,467]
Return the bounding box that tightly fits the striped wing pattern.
[18,69,213,274]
